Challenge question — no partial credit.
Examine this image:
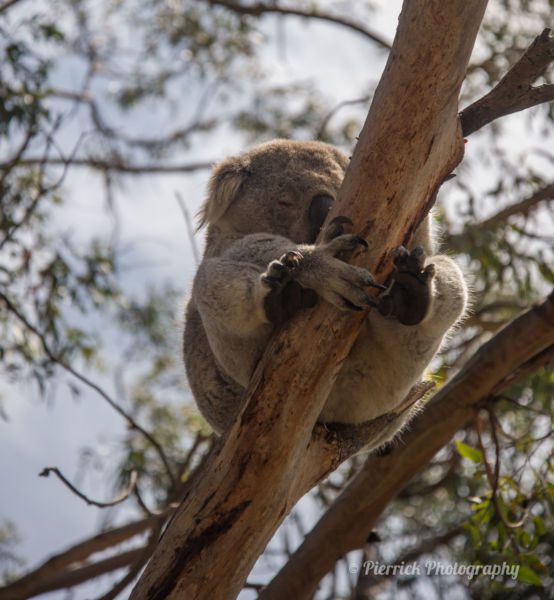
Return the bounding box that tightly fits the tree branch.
[316,96,371,140]
[38,467,138,508]
[476,182,554,230]
[47,89,217,151]
[0,0,24,13]
[129,2,486,598]
[260,289,554,599]
[207,0,392,50]
[460,28,554,136]
[17,548,143,599]
[0,514,168,600]
[0,157,213,175]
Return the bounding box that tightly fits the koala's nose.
[308,194,334,242]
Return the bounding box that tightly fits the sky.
[1,1,552,598]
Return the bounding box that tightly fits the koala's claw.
[323,215,354,242]
[423,263,436,280]
[322,233,369,263]
[378,246,435,326]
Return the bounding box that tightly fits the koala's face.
[199,140,349,244]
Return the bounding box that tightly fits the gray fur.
[184,139,468,450]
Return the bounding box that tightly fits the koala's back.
[183,301,244,434]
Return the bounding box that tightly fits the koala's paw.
[306,235,386,312]
[261,251,318,324]
[378,246,435,326]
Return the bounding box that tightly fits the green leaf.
[517,565,543,587]
[533,516,546,537]
[455,440,483,463]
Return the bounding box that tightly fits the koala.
[183,139,467,451]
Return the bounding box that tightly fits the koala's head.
[198,140,348,246]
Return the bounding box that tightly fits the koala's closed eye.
[308,194,334,242]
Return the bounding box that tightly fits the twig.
[0,291,177,486]
[175,191,201,265]
[476,183,554,230]
[461,28,554,136]
[316,96,371,140]
[206,0,392,50]
[39,467,138,508]
[474,413,528,538]
[0,123,36,187]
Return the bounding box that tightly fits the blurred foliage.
[0,520,24,586]
[0,0,553,599]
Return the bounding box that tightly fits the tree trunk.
[130,1,488,598]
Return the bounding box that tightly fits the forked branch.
[461,28,554,135]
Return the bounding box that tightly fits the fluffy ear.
[197,155,251,229]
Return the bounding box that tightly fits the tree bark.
[260,291,554,599]
[130,1,488,598]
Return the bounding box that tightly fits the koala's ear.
[331,147,350,172]
[197,155,251,229]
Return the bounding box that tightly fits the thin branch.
[0,516,166,599]
[17,548,144,599]
[0,123,36,187]
[0,157,213,175]
[38,467,137,508]
[0,291,177,486]
[461,28,554,136]
[316,96,371,140]
[0,0,24,13]
[175,191,201,265]
[475,413,529,536]
[48,89,217,151]
[476,183,554,230]
[207,0,392,50]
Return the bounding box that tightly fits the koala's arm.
[193,232,379,336]
[192,234,301,337]
[192,231,381,388]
